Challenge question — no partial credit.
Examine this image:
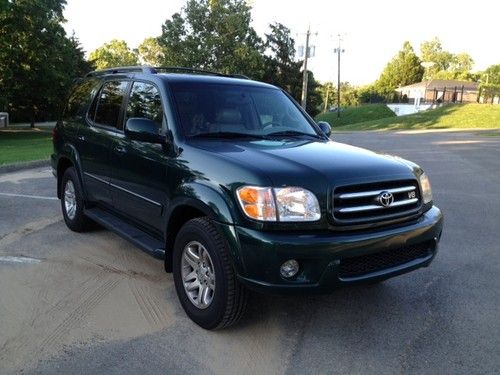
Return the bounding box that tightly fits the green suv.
[52,66,443,329]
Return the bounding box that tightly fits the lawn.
[0,127,53,165]
[335,104,500,131]
[315,104,396,127]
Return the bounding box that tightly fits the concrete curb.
[0,159,50,174]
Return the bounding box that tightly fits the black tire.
[173,217,248,330]
[60,167,91,232]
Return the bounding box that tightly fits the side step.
[84,207,166,259]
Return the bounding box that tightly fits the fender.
[165,182,247,275]
[167,182,236,224]
[56,143,87,200]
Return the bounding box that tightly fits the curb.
[0,159,50,174]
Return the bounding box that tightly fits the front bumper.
[219,206,443,294]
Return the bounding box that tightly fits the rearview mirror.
[125,118,165,144]
[317,121,332,137]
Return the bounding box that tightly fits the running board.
[84,207,166,259]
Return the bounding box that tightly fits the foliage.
[375,41,423,93]
[0,0,93,124]
[481,64,500,85]
[318,81,360,110]
[262,23,302,93]
[335,104,500,131]
[420,37,474,81]
[158,0,265,79]
[137,37,165,66]
[89,39,139,70]
[315,104,395,127]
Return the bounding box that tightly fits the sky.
[64,0,500,85]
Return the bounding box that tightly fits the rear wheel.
[173,217,248,330]
[61,167,91,232]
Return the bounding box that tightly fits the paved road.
[0,131,499,374]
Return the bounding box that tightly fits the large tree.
[137,37,165,66]
[0,0,93,125]
[89,39,139,70]
[262,23,302,93]
[375,41,423,94]
[420,37,474,80]
[158,0,265,79]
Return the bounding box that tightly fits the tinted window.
[170,83,317,137]
[126,82,163,129]
[64,79,99,120]
[94,81,128,128]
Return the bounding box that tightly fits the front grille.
[333,180,422,226]
[338,241,432,278]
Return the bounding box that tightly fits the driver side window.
[126,82,163,129]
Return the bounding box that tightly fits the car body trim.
[84,172,162,207]
[338,185,415,199]
[336,198,419,213]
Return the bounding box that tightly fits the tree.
[481,64,500,85]
[89,39,139,70]
[137,37,164,66]
[420,37,475,81]
[158,0,265,79]
[262,23,302,93]
[375,41,423,94]
[0,0,93,125]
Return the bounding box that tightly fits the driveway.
[0,131,498,374]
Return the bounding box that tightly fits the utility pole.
[334,34,345,118]
[301,27,311,109]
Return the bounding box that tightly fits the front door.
[78,80,129,207]
[109,81,169,234]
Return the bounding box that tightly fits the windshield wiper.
[191,132,269,140]
[266,130,322,139]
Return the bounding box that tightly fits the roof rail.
[85,66,156,78]
[85,65,250,79]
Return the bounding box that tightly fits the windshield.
[170,82,319,139]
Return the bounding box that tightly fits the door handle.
[114,145,126,154]
[77,135,85,141]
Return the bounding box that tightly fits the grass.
[315,104,396,127]
[0,127,53,165]
[334,104,500,131]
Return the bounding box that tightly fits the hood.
[190,138,418,191]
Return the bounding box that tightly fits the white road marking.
[0,192,58,200]
[0,256,41,264]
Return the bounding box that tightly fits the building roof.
[396,79,479,92]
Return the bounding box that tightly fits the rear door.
[109,81,169,234]
[78,80,129,207]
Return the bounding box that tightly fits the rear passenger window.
[126,82,163,129]
[93,81,128,128]
[64,79,99,121]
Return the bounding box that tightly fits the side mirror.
[317,121,332,137]
[125,118,164,143]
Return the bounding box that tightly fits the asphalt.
[0,131,498,375]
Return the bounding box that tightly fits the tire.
[173,217,248,330]
[60,167,91,232]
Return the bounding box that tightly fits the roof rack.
[85,66,156,77]
[85,66,249,79]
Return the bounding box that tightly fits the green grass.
[315,104,396,127]
[0,127,52,165]
[335,104,500,131]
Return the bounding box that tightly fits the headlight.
[274,187,321,221]
[419,173,433,204]
[236,186,320,222]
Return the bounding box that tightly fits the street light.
[334,34,345,118]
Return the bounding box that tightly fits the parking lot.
[0,130,499,374]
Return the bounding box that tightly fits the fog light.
[280,259,299,278]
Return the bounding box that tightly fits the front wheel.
[173,217,248,330]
